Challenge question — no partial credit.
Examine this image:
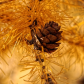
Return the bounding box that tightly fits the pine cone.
[26,21,62,53]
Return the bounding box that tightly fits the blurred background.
[0,0,84,84]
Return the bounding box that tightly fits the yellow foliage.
[0,0,84,84]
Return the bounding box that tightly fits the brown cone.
[35,21,62,53]
[26,21,62,53]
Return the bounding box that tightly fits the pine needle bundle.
[0,0,84,84]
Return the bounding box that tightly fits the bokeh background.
[0,0,84,84]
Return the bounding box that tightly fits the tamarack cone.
[26,21,62,53]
